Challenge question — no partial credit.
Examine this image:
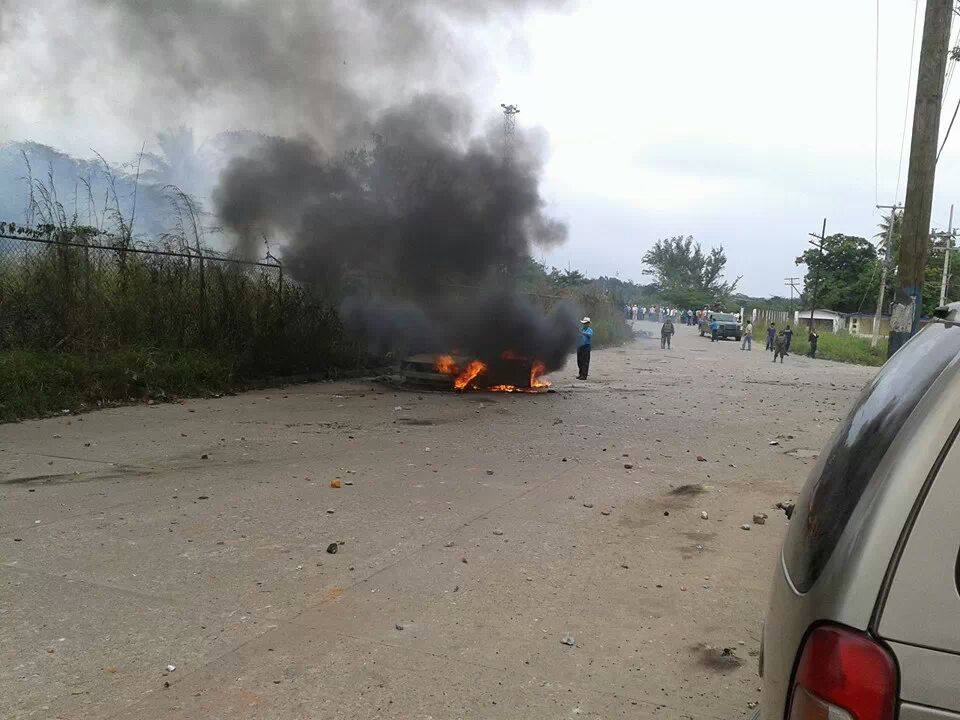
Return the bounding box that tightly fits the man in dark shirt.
[576,317,593,380]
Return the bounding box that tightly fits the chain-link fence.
[0,229,360,374]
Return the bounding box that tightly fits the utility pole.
[500,103,520,165]
[784,277,801,308]
[806,219,827,332]
[889,0,953,356]
[939,203,955,306]
[872,204,902,348]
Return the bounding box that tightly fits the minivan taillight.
[786,624,897,720]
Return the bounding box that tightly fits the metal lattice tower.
[500,103,520,163]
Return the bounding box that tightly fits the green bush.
[0,348,235,422]
[788,331,886,367]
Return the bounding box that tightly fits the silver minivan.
[758,303,960,720]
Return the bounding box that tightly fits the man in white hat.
[577,317,593,380]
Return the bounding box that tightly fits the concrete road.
[1,323,876,719]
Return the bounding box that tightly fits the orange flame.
[434,355,458,375]
[530,360,550,389]
[453,360,487,390]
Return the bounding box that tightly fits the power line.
[896,0,922,204]
[937,92,960,161]
[875,0,881,206]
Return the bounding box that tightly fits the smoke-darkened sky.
[4,1,960,297]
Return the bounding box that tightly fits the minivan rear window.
[783,322,960,592]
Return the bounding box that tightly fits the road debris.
[326,543,339,554]
[776,501,795,519]
[560,635,576,647]
[330,479,342,488]
[165,664,177,672]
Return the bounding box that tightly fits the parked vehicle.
[755,302,960,720]
[698,312,741,340]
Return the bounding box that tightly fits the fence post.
[198,251,206,340]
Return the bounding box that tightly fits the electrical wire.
[937,21,960,163]
[895,0,922,204]
[875,0,881,206]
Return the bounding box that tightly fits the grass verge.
[786,331,886,367]
[0,348,238,423]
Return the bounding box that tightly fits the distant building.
[845,312,891,338]
[791,309,891,337]
[794,309,845,333]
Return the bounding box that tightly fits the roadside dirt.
[0,322,875,719]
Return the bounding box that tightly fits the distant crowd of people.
[622,304,716,326]
[620,304,822,362]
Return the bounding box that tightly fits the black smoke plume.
[3,0,579,370]
[214,94,579,369]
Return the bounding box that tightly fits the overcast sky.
[3,1,959,297]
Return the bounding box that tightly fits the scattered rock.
[741,524,751,531]
[395,623,406,631]
[663,511,670,516]
[768,440,780,446]
[200,454,209,460]
[326,508,335,514]
[486,470,495,476]
[492,530,504,536]
[165,664,177,673]
[700,511,709,520]
[753,513,768,525]
[197,495,209,500]
[560,635,576,647]
[776,501,795,519]
[583,502,594,508]
[600,508,611,516]
[326,543,339,554]
[624,463,633,470]
[696,455,707,462]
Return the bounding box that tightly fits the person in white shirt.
[741,321,754,351]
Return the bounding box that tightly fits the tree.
[795,234,881,313]
[641,235,741,308]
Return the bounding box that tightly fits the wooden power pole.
[889,0,953,356]
[872,204,902,348]
[939,203,955,306]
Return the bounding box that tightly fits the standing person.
[709,315,720,342]
[661,316,675,349]
[624,304,631,320]
[576,317,593,380]
[765,322,777,351]
[808,329,820,358]
[773,330,788,363]
[783,325,794,353]
[632,304,639,321]
[741,320,753,350]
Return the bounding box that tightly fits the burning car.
[401,352,550,392]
